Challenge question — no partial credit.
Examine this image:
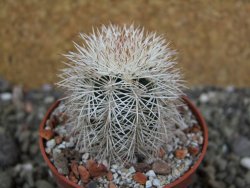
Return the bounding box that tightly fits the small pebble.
[113,173,118,179]
[128,166,136,174]
[199,93,209,103]
[0,92,12,101]
[152,178,161,187]
[145,180,152,188]
[152,160,171,175]
[46,139,56,149]
[175,148,188,159]
[133,172,147,185]
[111,164,118,170]
[146,170,156,177]
[240,157,250,170]
[82,153,90,160]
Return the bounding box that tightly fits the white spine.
[57,24,186,164]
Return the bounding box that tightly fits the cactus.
[57,25,186,164]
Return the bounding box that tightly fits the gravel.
[0,130,19,168]
[0,79,250,188]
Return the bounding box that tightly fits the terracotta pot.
[39,96,208,188]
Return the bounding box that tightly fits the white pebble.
[114,177,120,184]
[125,178,132,184]
[46,139,56,149]
[57,142,66,149]
[0,92,12,101]
[199,93,209,103]
[146,170,156,177]
[198,137,204,144]
[45,126,51,130]
[23,163,33,171]
[113,173,118,179]
[240,157,250,170]
[145,180,152,188]
[128,166,136,174]
[111,164,119,170]
[101,159,108,168]
[45,148,51,154]
[44,96,55,104]
[149,176,154,181]
[169,153,174,159]
[190,141,199,147]
[166,145,173,152]
[152,178,161,187]
[82,153,89,160]
[65,137,74,147]
[117,170,122,174]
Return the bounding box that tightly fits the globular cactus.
[57,25,186,164]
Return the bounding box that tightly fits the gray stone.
[44,96,55,104]
[0,131,19,167]
[224,175,235,185]
[26,171,34,187]
[235,177,246,188]
[29,144,39,155]
[35,180,54,188]
[208,179,226,188]
[87,181,98,188]
[204,166,216,180]
[215,157,227,171]
[0,171,12,188]
[245,171,250,184]
[19,131,31,142]
[0,78,10,92]
[232,136,250,157]
[152,160,171,175]
[53,150,69,175]
[216,172,227,180]
[42,84,53,92]
[12,86,23,108]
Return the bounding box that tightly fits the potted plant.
[39,25,208,188]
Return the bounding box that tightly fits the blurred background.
[1,0,250,88]
[1,1,250,188]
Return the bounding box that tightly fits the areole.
[39,96,208,188]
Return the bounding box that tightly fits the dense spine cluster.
[57,25,186,164]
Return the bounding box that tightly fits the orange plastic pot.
[39,96,208,188]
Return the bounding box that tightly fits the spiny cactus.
[57,24,186,164]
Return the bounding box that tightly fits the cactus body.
[58,25,186,164]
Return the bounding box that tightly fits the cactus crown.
[57,24,186,164]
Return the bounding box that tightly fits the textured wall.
[1,0,250,88]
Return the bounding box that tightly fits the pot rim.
[39,95,208,188]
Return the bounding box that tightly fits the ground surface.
[1,0,250,88]
[0,78,250,188]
